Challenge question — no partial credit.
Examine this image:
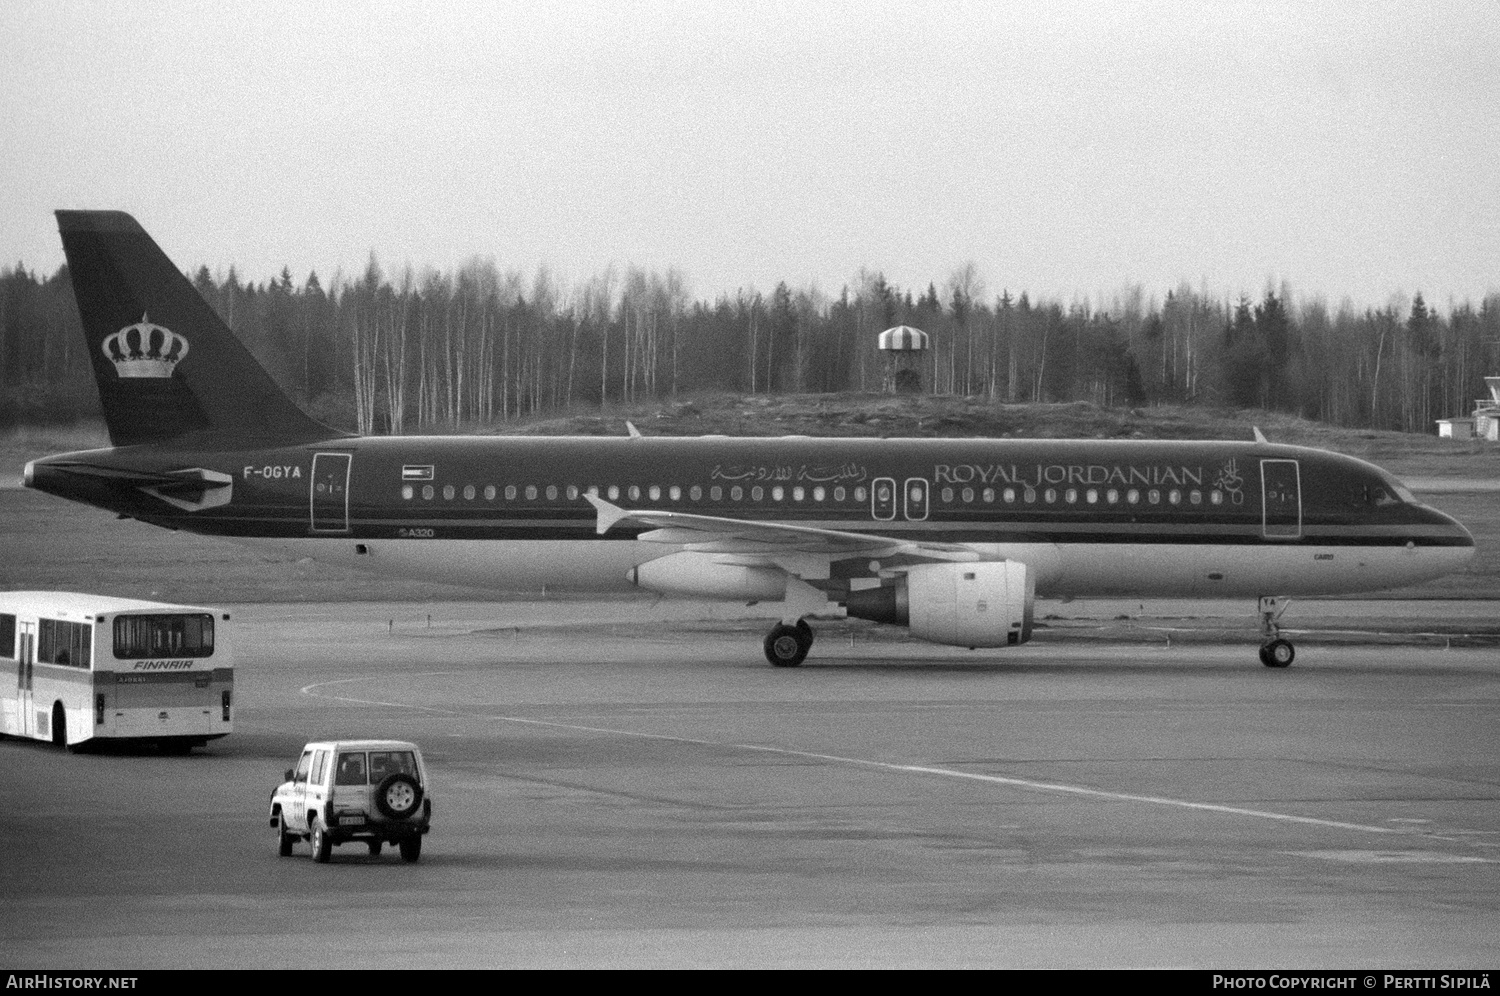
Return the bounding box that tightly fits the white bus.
[0,592,233,752]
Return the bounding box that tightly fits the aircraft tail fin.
[55,210,342,447]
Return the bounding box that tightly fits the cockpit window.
[1358,480,1408,507]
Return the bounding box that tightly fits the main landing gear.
[764,619,814,667]
[1258,596,1295,668]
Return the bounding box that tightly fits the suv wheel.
[399,837,422,863]
[311,820,332,863]
[375,773,424,820]
[277,816,294,857]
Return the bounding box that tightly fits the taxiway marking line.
[303,673,1419,840]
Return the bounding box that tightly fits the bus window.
[38,619,90,668]
[335,752,368,786]
[113,614,214,659]
[0,613,13,659]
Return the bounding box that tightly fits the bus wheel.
[277,817,295,857]
[311,820,333,863]
[51,703,66,749]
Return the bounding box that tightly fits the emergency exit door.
[903,478,930,520]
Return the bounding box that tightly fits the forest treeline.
[2,254,1497,434]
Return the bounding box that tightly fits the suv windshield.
[334,750,418,786]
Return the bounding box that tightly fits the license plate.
[337,814,365,826]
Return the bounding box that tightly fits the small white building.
[1437,418,1476,441]
[1440,376,1500,442]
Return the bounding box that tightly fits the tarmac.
[2,604,1497,969]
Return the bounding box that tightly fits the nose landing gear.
[1258,596,1295,668]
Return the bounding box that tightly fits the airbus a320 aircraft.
[23,211,1476,668]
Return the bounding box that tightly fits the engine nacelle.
[629,551,789,600]
[845,561,1034,648]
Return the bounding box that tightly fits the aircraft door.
[1261,459,1302,539]
[18,622,34,737]
[904,478,930,521]
[310,453,352,533]
[872,477,897,520]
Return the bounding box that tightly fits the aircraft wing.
[585,493,978,578]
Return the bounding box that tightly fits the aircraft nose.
[22,459,34,489]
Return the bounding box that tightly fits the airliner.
[21,211,1476,668]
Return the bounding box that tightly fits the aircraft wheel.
[764,623,812,667]
[1262,639,1295,668]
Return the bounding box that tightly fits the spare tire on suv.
[375,771,423,819]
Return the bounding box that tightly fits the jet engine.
[845,561,1034,648]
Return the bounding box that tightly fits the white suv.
[269,740,432,862]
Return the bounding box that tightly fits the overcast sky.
[3,1,1497,309]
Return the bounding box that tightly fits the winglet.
[585,493,631,534]
[1252,426,1269,444]
[625,421,642,438]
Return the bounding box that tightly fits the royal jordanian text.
[934,462,1211,488]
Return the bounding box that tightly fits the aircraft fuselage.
[25,433,1474,600]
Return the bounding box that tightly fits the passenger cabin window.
[38,618,91,669]
[293,751,313,783]
[311,750,329,784]
[113,614,214,659]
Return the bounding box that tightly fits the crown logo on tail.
[103,314,189,378]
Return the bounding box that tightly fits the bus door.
[1261,459,1302,540]
[903,478,930,521]
[17,621,34,737]
[310,453,352,533]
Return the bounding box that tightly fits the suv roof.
[302,740,421,752]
